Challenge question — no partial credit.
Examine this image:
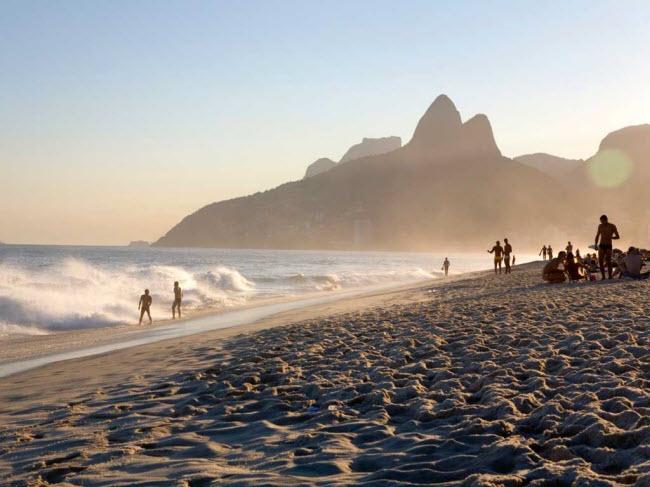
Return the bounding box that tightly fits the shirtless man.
[503,238,513,274]
[539,245,547,261]
[172,281,183,319]
[566,241,573,254]
[543,251,567,283]
[138,289,153,325]
[487,241,504,274]
[547,245,554,260]
[442,258,450,277]
[595,214,620,279]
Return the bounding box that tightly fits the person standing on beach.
[172,281,183,319]
[503,238,513,274]
[442,257,450,277]
[138,289,153,325]
[547,245,554,260]
[566,241,573,254]
[539,245,547,260]
[488,241,504,274]
[595,214,620,280]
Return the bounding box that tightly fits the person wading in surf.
[138,289,153,325]
[172,281,183,319]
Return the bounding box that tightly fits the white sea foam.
[0,259,255,334]
[0,247,516,336]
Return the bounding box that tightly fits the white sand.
[1,262,649,485]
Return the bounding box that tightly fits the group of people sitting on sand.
[542,214,649,283]
[137,281,184,325]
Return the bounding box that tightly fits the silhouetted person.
[139,289,152,325]
[488,241,504,274]
[442,258,450,277]
[547,245,554,259]
[539,245,547,260]
[172,281,183,319]
[566,241,573,254]
[503,238,513,274]
[543,251,567,283]
[595,214,620,279]
[620,247,649,279]
[512,255,516,266]
[565,252,587,281]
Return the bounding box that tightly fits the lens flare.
[587,149,634,188]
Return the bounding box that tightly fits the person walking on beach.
[488,241,504,274]
[172,281,183,319]
[595,214,620,280]
[138,289,153,325]
[503,238,513,274]
[442,257,451,277]
[547,245,554,260]
[566,241,573,254]
[539,245,547,260]
[442,258,450,277]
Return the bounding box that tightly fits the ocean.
[0,245,529,337]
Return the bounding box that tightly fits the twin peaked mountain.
[155,95,650,250]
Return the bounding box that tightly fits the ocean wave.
[0,259,255,334]
[262,268,433,292]
[0,254,437,336]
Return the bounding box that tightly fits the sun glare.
[587,149,634,188]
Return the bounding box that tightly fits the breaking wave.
[0,256,434,336]
[0,259,255,335]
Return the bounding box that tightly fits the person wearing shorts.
[595,214,620,280]
[503,238,513,274]
[488,241,504,274]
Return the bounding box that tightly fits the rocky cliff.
[304,137,401,179]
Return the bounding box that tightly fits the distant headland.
[128,241,150,248]
[154,95,650,251]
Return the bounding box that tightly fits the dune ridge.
[1,263,649,485]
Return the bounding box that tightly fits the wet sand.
[1,262,649,485]
[0,280,433,378]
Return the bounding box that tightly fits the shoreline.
[3,261,645,485]
[0,271,480,379]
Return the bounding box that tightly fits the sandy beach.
[1,262,649,485]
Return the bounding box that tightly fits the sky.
[2,0,650,245]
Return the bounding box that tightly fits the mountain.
[155,95,571,251]
[305,158,337,178]
[514,153,583,178]
[304,137,401,179]
[572,124,650,243]
[339,136,402,163]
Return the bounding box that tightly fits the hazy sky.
[2,0,650,245]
